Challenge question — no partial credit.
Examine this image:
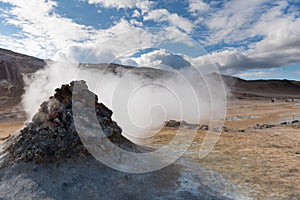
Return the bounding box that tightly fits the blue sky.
[0,0,300,80]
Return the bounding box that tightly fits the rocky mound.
[2,80,136,164]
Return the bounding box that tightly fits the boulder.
[164,120,181,128]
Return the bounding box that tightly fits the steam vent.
[3,80,134,163]
[0,80,243,200]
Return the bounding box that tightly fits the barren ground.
[0,98,299,199]
[151,99,300,199]
[0,97,25,144]
[204,99,300,200]
[0,121,24,143]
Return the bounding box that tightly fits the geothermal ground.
[0,81,242,200]
[151,98,300,200]
[0,48,299,199]
[1,96,299,199]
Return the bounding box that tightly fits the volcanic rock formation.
[0,81,247,200]
[2,80,136,164]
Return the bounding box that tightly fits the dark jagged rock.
[253,123,275,129]
[199,124,209,130]
[281,122,288,125]
[164,120,181,128]
[3,80,135,163]
[291,122,300,129]
[164,120,198,128]
[223,127,245,133]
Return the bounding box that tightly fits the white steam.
[22,58,227,139]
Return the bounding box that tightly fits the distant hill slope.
[0,48,299,101]
[0,48,45,96]
[221,74,300,99]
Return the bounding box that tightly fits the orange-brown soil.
[0,121,24,144]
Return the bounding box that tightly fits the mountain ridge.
[0,48,300,100]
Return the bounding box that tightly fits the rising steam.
[22,57,227,140]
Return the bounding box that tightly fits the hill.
[0,48,45,97]
[221,74,300,99]
[0,48,299,102]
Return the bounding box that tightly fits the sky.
[0,0,300,80]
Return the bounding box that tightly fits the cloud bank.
[0,0,300,77]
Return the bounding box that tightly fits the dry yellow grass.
[152,99,300,199]
[193,127,300,200]
[0,99,299,199]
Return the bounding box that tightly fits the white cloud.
[0,0,197,64]
[144,9,169,21]
[126,49,191,70]
[87,0,154,13]
[188,0,210,15]
[237,71,272,78]
[144,9,194,33]
[159,26,195,47]
[188,35,300,75]
[0,0,300,77]
[129,19,143,26]
[0,0,94,58]
[0,0,158,61]
[55,19,157,63]
[55,18,198,64]
[203,0,269,45]
[183,0,300,75]
[136,1,154,14]
[250,2,300,54]
[132,10,141,18]
[88,0,139,9]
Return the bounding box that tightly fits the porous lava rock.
[4,80,132,163]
